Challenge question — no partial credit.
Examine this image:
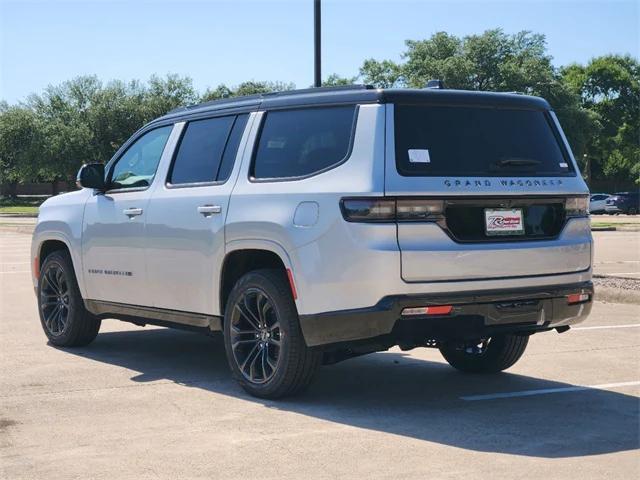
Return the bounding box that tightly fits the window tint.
[252,106,356,179]
[169,116,235,185]
[110,126,172,189]
[394,105,574,177]
[217,114,249,182]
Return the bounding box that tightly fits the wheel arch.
[33,233,86,298]
[220,240,295,317]
[38,239,71,269]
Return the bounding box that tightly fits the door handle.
[123,207,143,218]
[197,205,222,217]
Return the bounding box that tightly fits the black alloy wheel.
[39,262,71,336]
[229,288,283,384]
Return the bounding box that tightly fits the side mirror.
[76,163,106,191]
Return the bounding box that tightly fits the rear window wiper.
[494,158,542,168]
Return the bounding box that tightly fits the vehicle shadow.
[64,327,639,459]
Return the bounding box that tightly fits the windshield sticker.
[408,149,430,164]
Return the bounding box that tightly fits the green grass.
[592,221,639,230]
[0,196,45,215]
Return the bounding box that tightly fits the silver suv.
[31,86,593,398]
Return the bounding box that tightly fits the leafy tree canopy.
[0,34,637,189]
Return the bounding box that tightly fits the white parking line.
[0,262,30,265]
[461,381,640,401]
[573,324,640,331]
[0,270,31,274]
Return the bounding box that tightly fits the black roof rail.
[264,84,375,97]
[166,84,375,115]
[166,94,264,115]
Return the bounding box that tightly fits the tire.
[223,269,321,399]
[37,250,101,347]
[627,208,637,215]
[439,334,528,374]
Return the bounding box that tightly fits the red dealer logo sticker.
[485,208,525,236]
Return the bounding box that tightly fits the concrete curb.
[0,225,35,234]
[591,225,640,232]
[595,286,640,305]
[0,213,38,218]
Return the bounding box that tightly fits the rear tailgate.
[386,102,591,283]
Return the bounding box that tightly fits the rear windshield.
[394,105,574,177]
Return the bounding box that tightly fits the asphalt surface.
[1,231,639,479]
[592,230,640,279]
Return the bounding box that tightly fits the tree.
[358,29,599,180]
[396,29,555,91]
[561,55,640,186]
[402,32,470,88]
[1,34,635,192]
[142,74,198,120]
[26,76,104,190]
[322,74,357,86]
[201,80,294,102]
[360,59,403,87]
[88,79,148,163]
[0,106,43,196]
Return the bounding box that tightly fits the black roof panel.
[152,85,551,125]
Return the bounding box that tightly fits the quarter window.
[109,126,173,190]
[218,114,249,182]
[252,106,356,180]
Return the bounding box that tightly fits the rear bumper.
[299,281,593,347]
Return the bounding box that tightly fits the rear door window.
[252,106,356,180]
[168,116,235,185]
[394,105,574,177]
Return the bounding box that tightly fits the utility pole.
[314,0,321,87]
[583,153,591,188]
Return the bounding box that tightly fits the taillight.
[402,305,453,316]
[340,198,396,222]
[396,199,444,221]
[340,198,444,223]
[565,196,589,218]
[567,293,590,305]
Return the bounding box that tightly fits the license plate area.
[484,208,525,236]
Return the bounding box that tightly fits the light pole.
[583,153,591,188]
[314,0,321,87]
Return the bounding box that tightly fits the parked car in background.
[605,192,640,215]
[589,193,611,214]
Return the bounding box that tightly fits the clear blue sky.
[1,0,637,103]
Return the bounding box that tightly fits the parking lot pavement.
[1,231,639,480]
[593,231,640,279]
